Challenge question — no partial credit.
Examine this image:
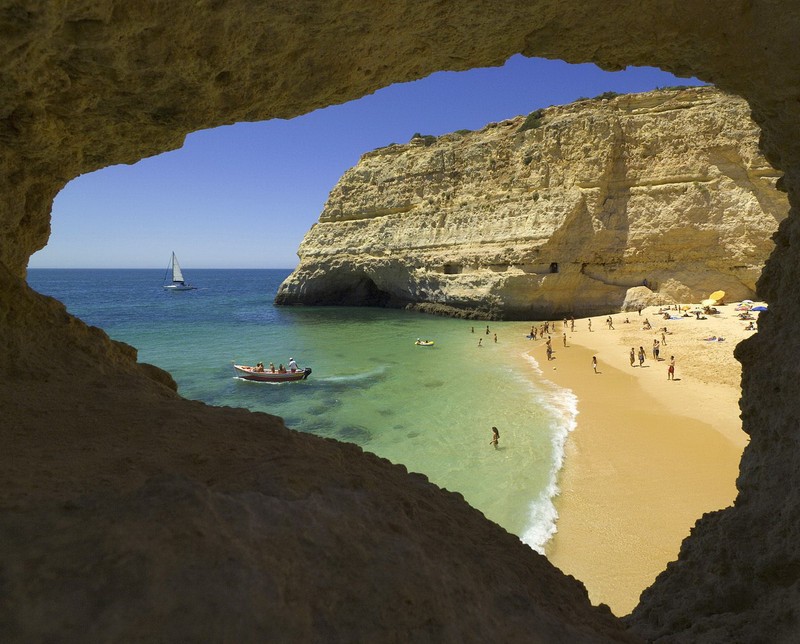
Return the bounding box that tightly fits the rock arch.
[3,2,800,641]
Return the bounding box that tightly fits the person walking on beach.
[494,333,497,343]
[638,346,646,367]
[478,337,482,347]
[562,333,567,347]
[588,319,592,332]
[486,325,490,335]
[668,356,676,380]
[490,426,500,449]
[592,355,598,373]
[629,347,635,367]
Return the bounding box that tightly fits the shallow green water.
[28,268,576,550]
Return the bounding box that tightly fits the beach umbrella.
[752,305,768,312]
[741,299,754,305]
[709,290,726,302]
[701,298,716,307]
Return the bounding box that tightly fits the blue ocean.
[27,268,576,552]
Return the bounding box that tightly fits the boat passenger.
[269,362,275,373]
[255,362,265,372]
[278,364,286,373]
[288,357,298,372]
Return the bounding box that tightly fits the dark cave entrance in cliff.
[324,273,393,307]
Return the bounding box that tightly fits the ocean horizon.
[27,267,576,553]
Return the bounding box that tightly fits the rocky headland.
[276,87,786,319]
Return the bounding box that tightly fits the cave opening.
[322,273,393,307]
[20,39,768,628]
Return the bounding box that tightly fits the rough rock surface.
[276,87,786,319]
[276,87,789,320]
[3,2,800,642]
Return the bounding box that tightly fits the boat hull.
[233,365,312,382]
[163,284,197,291]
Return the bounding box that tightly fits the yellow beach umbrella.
[709,290,726,302]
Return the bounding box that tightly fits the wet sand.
[511,305,753,616]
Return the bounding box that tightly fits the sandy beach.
[512,304,755,616]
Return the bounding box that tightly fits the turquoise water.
[27,268,576,551]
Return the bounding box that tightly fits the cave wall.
[3,1,800,641]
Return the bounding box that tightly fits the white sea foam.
[517,352,579,554]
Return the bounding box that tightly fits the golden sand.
[509,304,753,616]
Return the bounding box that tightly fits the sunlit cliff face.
[3,2,800,642]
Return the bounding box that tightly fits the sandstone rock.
[621,286,667,312]
[277,87,787,319]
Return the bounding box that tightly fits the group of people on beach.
[487,307,690,450]
[530,311,680,381]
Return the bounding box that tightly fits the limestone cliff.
[277,87,786,319]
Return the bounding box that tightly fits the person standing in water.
[490,426,500,449]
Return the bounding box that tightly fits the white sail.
[171,252,185,283]
[163,252,196,290]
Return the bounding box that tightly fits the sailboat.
[162,252,197,291]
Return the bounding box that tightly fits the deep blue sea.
[27,268,576,552]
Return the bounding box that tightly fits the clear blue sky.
[28,55,704,270]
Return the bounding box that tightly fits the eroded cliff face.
[4,1,800,642]
[277,87,786,319]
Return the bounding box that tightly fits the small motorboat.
[233,364,312,382]
[414,339,435,347]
